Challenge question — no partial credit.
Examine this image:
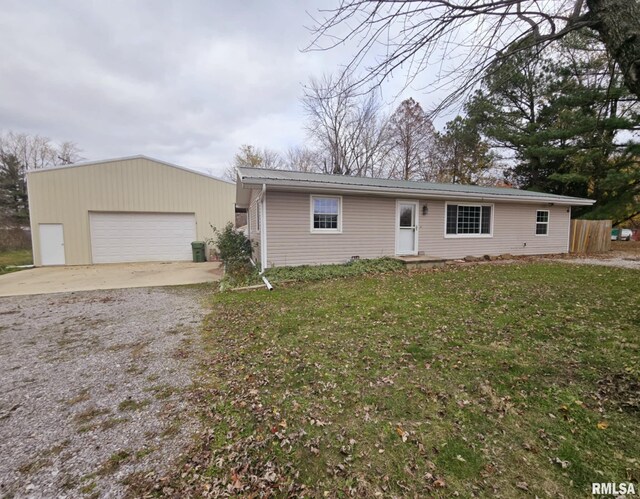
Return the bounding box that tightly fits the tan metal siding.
[27,157,235,266]
[264,190,571,267]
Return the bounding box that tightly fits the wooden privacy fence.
[569,219,611,254]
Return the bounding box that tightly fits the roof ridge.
[27,155,234,184]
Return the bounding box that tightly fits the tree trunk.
[587,0,640,98]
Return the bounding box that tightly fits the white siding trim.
[566,206,572,252]
[309,194,343,234]
[26,175,38,265]
[443,202,495,239]
[395,200,420,256]
[260,185,267,272]
[535,209,550,237]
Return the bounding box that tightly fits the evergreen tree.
[432,116,497,185]
[0,153,29,225]
[466,33,639,221]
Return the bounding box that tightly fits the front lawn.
[155,263,639,497]
[0,249,33,274]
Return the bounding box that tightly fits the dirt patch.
[0,286,209,498]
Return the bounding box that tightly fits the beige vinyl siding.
[265,191,396,267]
[421,201,569,258]
[264,190,570,267]
[27,157,235,266]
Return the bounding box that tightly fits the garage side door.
[90,212,196,263]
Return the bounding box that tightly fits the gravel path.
[0,286,208,498]
[553,256,640,270]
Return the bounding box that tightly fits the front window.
[446,204,492,236]
[536,210,549,235]
[311,196,341,232]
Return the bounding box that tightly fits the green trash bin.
[191,241,206,262]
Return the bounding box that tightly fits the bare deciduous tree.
[0,131,82,226]
[307,0,640,113]
[284,146,322,173]
[387,98,437,180]
[0,131,81,170]
[224,144,285,180]
[303,74,391,176]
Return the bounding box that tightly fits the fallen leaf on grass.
[551,457,570,469]
[396,425,409,442]
[516,481,529,491]
[597,421,609,430]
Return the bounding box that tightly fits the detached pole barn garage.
[26,155,235,266]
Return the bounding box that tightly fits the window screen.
[313,197,339,230]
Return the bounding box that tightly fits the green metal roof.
[237,167,595,205]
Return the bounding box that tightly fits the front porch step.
[393,255,448,270]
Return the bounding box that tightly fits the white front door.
[40,224,65,265]
[396,201,418,255]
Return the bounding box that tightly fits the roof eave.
[238,177,595,206]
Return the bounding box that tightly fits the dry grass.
[153,262,639,497]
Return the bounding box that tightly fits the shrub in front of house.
[207,222,256,283]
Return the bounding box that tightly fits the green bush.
[207,222,253,272]
[207,223,264,290]
[264,257,405,283]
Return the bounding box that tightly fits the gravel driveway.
[553,255,640,270]
[0,286,209,498]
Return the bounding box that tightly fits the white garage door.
[90,212,196,263]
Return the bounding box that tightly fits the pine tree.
[0,153,28,225]
[466,33,639,221]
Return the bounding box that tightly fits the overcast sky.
[0,1,449,176]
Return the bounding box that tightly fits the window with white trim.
[536,210,549,235]
[446,204,492,236]
[311,196,341,232]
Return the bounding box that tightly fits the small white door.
[396,201,418,255]
[40,224,65,265]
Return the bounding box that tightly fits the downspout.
[566,206,572,253]
[249,257,273,291]
[258,184,274,290]
[260,184,267,273]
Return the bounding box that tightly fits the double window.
[536,210,549,235]
[446,204,492,236]
[311,195,341,233]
